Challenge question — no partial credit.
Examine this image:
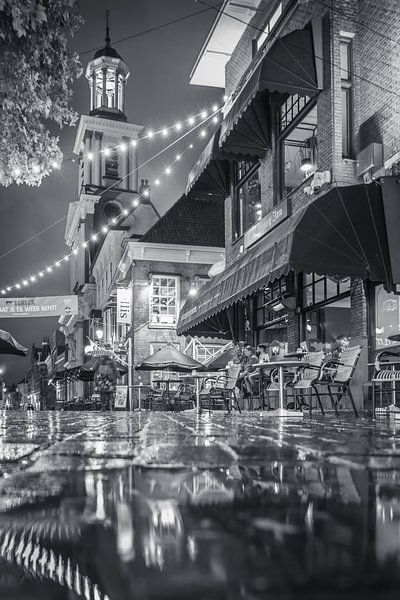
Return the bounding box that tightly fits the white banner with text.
[0,296,78,319]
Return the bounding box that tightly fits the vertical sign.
[117,288,132,324]
[114,385,128,409]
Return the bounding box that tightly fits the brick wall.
[131,260,211,385]
[218,0,400,360]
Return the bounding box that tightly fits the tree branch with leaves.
[0,0,83,186]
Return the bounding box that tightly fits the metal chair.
[292,350,325,413]
[371,350,400,415]
[317,346,362,417]
[207,365,242,413]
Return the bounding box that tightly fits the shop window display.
[375,284,400,348]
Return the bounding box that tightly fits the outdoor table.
[253,360,307,417]
[179,373,204,413]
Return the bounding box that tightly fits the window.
[302,274,351,352]
[279,101,317,198]
[302,274,350,308]
[105,149,119,178]
[340,37,353,158]
[150,276,179,327]
[254,2,283,55]
[375,285,400,349]
[232,161,261,241]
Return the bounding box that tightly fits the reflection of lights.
[116,502,135,562]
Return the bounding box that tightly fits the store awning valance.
[177,183,391,336]
[219,20,322,156]
[186,128,230,200]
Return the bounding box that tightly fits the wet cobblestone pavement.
[0,410,400,599]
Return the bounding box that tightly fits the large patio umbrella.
[0,328,27,357]
[136,346,203,372]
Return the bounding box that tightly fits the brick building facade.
[178,0,400,408]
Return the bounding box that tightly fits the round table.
[284,352,308,360]
[253,360,306,417]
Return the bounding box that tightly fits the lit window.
[375,285,400,349]
[232,161,261,240]
[150,276,179,326]
[280,102,317,199]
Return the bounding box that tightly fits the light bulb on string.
[223,94,228,102]
[3,116,204,294]
[6,287,11,291]
[212,104,218,112]
[132,198,139,207]
[131,139,137,147]
[30,276,36,282]
[213,116,219,124]
[102,226,108,234]
[119,143,127,152]
[51,160,60,169]
[175,122,182,131]
[147,130,154,139]
[1,290,5,295]
[188,117,195,126]
[143,189,149,198]
[162,128,168,137]
[200,129,207,138]
[87,152,94,160]
[16,284,21,289]
[104,148,110,157]
[201,111,207,119]
[189,144,193,149]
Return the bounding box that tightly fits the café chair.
[292,350,325,413]
[371,350,400,415]
[317,345,362,417]
[205,365,242,413]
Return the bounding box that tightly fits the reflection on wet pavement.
[0,411,399,598]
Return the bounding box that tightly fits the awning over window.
[186,128,230,200]
[219,20,322,157]
[177,183,392,336]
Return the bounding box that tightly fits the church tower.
[61,13,158,397]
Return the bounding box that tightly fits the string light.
[200,129,207,137]
[1,114,216,294]
[6,102,222,182]
[132,198,139,207]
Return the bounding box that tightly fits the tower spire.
[105,9,110,47]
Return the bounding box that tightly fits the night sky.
[0,0,221,384]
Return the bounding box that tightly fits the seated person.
[237,345,258,396]
[246,344,271,394]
